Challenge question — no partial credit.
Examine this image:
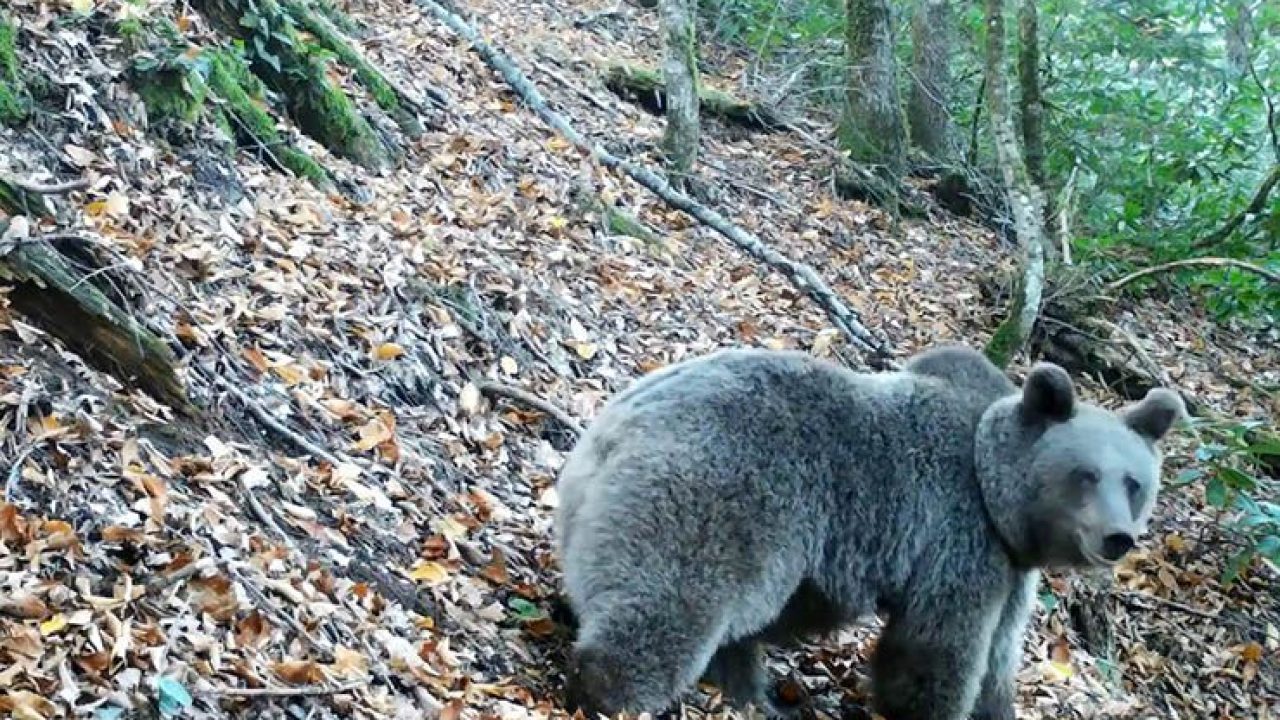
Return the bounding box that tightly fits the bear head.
[975,362,1187,570]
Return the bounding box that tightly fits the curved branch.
[0,174,89,195]
[1107,257,1280,291]
[1190,163,1280,251]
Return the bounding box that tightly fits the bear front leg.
[972,572,1038,720]
[870,604,1001,720]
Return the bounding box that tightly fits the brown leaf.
[480,547,509,585]
[38,519,79,551]
[101,525,146,544]
[0,503,29,545]
[243,346,270,374]
[272,660,326,685]
[0,691,56,720]
[235,610,271,649]
[188,574,240,620]
[0,593,49,620]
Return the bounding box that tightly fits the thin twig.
[216,377,344,467]
[202,680,367,698]
[1189,164,1280,251]
[476,380,585,436]
[1115,590,1218,620]
[0,174,89,195]
[146,557,218,594]
[4,442,39,503]
[1107,257,1280,291]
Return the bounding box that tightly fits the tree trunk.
[1017,0,1054,243]
[982,0,1049,368]
[907,0,955,161]
[839,0,905,197]
[1225,1,1252,80]
[658,0,700,183]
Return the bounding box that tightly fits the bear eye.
[1124,474,1142,497]
[1071,469,1099,485]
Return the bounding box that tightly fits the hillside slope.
[0,0,1276,719]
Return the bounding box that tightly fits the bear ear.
[1122,387,1187,442]
[1020,363,1075,422]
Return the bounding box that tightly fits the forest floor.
[1,0,1278,719]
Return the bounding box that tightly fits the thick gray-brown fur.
[554,344,1185,720]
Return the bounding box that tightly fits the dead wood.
[415,0,896,367]
[0,222,193,415]
[476,380,585,436]
[602,62,783,131]
[1189,163,1280,251]
[1108,257,1280,290]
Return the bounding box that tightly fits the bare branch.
[200,680,368,698]
[1107,257,1280,291]
[476,380,585,436]
[1189,163,1280,251]
[0,174,89,195]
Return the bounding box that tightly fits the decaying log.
[603,63,783,131]
[0,233,192,414]
[0,178,193,414]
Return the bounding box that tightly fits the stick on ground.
[477,380,585,436]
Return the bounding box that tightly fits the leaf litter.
[0,0,1277,718]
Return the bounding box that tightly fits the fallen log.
[602,62,784,131]
[0,179,193,415]
[416,0,896,367]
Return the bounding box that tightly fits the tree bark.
[982,0,1049,367]
[840,0,905,198]
[1017,0,1054,242]
[658,0,700,183]
[907,0,955,161]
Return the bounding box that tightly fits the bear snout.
[1100,532,1136,561]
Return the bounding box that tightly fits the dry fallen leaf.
[408,561,451,584]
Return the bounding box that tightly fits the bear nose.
[1101,533,1135,561]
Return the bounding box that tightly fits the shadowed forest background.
[0,0,1276,718]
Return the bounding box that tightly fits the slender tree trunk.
[908,0,955,161]
[1017,0,1054,243]
[982,0,1049,367]
[658,0,700,183]
[1225,1,1252,80]
[839,0,905,194]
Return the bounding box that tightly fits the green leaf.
[156,677,192,717]
[507,597,544,621]
[1205,475,1228,508]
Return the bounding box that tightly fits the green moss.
[310,0,362,36]
[983,274,1026,369]
[204,47,332,188]
[133,62,209,125]
[0,14,30,125]
[282,0,421,137]
[192,0,392,170]
[0,178,53,217]
[602,63,780,130]
[604,204,660,245]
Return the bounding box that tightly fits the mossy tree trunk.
[191,0,395,171]
[907,0,956,161]
[0,13,30,126]
[982,0,1048,368]
[658,0,700,185]
[840,0,906,211]
[1018,0,1055,245]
